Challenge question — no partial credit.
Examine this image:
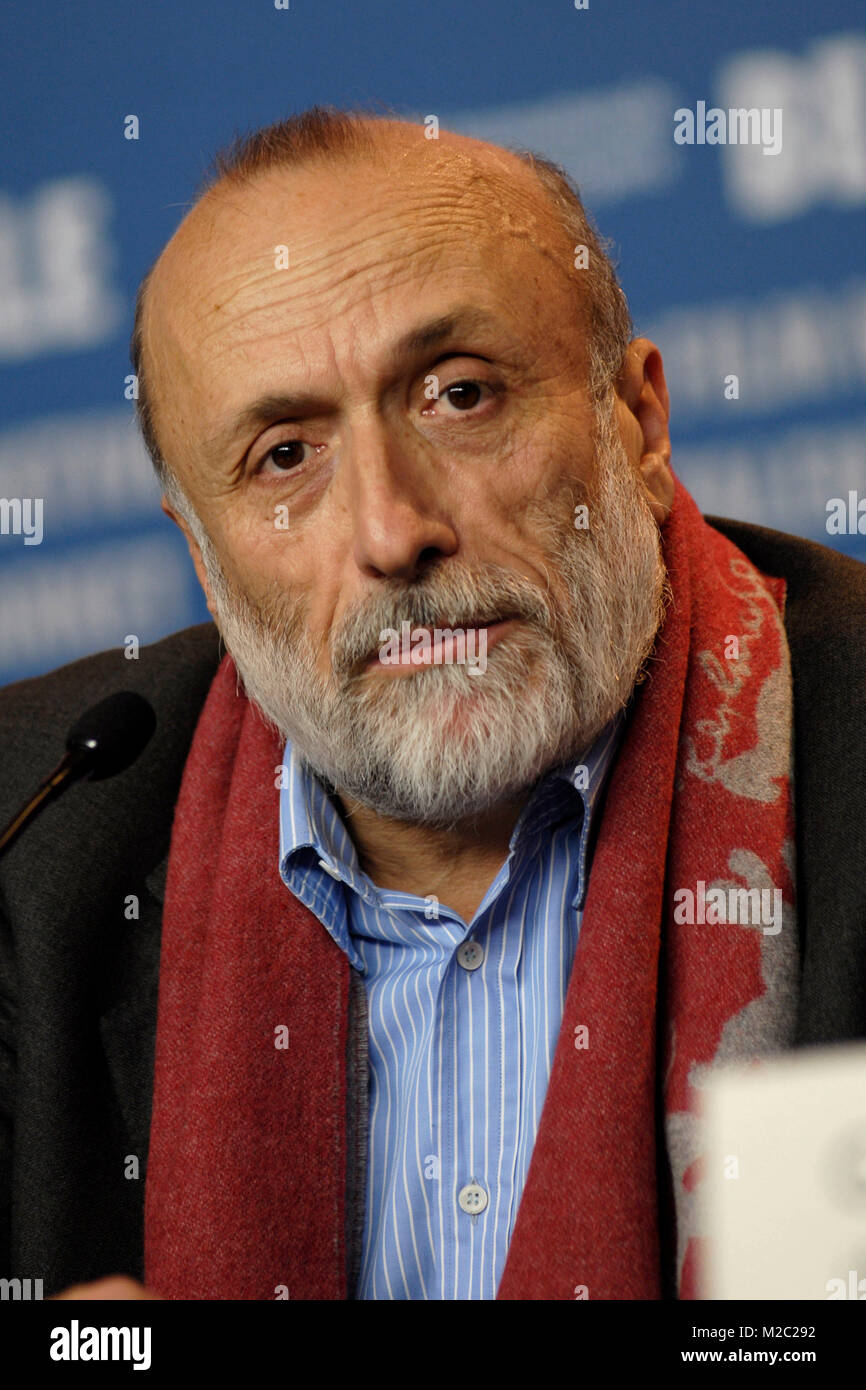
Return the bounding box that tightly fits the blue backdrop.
[1,0,864,685]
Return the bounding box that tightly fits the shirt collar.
[499,712,625,906]
[278,710,625,922]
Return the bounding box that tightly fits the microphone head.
[65,691,157,781]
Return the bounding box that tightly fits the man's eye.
[424,379,491,415]
[259,440,310,474]
[444,380,483,409]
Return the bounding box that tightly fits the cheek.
[270,546,345,674]
[475,422,595,534]
[206,520,316,643]
[223,497,355,668]
[216,501,308,588]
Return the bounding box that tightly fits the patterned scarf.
[144,477,798,1299]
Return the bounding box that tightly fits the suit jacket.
[1,516,865,1298]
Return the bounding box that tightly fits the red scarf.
[144,478,796,1299]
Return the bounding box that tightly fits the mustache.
[330,561,556,679]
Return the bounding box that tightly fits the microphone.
[0,691,157,856]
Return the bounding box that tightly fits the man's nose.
[344,420,459,581]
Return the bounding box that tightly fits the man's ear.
[613,337,675,523]
[160,494,218,620]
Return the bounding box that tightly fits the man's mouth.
[364,615,520,673]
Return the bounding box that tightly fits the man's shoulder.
[0,621,222,725]
[0,622,222,821]
[705,514,866,655]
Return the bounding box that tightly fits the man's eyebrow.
[392,306,504,358]
[210,306,507,456]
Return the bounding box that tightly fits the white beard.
[194,401,670,827]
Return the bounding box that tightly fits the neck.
[334,790,529,921]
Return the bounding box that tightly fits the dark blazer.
[1,517,865,1298]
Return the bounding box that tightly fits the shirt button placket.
[458,1181,489,1217]
[456,939,484,972]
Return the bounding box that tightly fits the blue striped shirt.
[278,716,623,1299]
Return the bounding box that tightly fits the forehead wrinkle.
[144,131,586,449]
[169,143,570,328]
[177,200,520,373]
[160,203,447,347]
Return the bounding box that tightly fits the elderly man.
[1,105,864,1303]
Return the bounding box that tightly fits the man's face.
[146,133,670,824]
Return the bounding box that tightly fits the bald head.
[131,107,631,504]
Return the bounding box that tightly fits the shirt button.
[318,858,342,881]
[456,940,484,971]
[458,1182,488,1215]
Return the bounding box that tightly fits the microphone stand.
[0,743,96,855]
